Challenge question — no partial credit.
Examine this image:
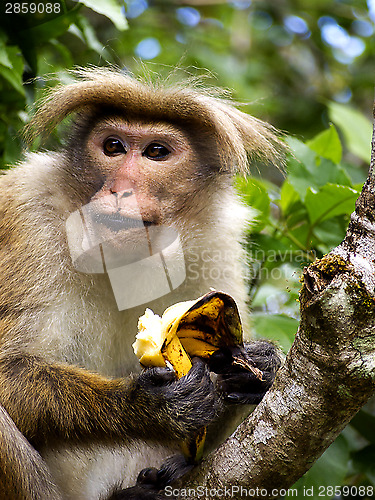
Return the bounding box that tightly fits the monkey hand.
[109,455,191,500]
[133,357,222,441]
[109,467,170,500]
[208,341,283,405]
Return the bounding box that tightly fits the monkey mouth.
[93,213,154,232]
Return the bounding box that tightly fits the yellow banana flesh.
[132,308,165,368]
[133,306,194,376]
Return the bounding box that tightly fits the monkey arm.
[118,341,283,498]
[0,354,221,449]
[0,404,63,500]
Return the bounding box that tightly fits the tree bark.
[174,111,375,497]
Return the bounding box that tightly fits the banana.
[133,290,262,462]
[134,305,193,378]
[133,291,244,371]
[132,308,165,368]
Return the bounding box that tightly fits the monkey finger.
[242,341,283,372]
[224,391,266,405]
[157,453,194,486]
[138,366,176,388]
[217,372,270,403]
[208,347,235,374]
[180,357,208,383]
[218,371,267,389]
[191,356,209,369]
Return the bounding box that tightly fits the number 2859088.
[5,3,61,14]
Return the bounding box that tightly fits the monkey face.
[84,117,198,229]
[75,117,202,256]
[65,117,205,307]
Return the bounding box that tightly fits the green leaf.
[287,150,351,201]
[0,40,12,69]
[235,177,270,232]
[26,10,76,43]
[49,39,74,67]
[314,217,350,254]
[286,137,352,201]
[307,124,342,165]
[294,435,349,499]
[4,128,22,164]
[250,233,296,253]
[0,47,25,96]
[350,409,375,445]
[328,102,372,163]
[261,201,311,253]
[341,161,367,186]
[287,157,316,202]
[287,136,317,174]
[352,445,375,485]
[305,184,359,225]
[316,158,352,187]
[250,233,304,258]
[280,181,300,215]
[286,137,328,201]
[78,0,128,31]
[73,15,108,56]
[252,313,298,353]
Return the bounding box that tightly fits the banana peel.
[133,290,263,462]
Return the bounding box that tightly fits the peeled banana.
[133,290,262,462]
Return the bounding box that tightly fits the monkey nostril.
[120,190,133,199]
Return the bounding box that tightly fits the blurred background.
[1,1,375,497]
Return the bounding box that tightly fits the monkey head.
[25,68,284,309]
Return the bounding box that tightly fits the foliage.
[114,0,375,137]
[0,0,128,169]
[240,111,373,498]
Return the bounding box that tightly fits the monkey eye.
[143,143,170,160]
[103,138,126,156]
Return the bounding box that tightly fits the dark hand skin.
[135,358,222,440]
[110,460,188,500]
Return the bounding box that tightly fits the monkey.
[0,67,283,499]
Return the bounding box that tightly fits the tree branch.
[176,111,375,497]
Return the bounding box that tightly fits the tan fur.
[0,68,283,499]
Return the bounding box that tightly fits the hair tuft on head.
[24,66,286,173]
